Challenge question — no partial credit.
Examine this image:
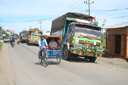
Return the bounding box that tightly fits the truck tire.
[89,57,97,62]
[63,46,71,60]
[27,40,30,45]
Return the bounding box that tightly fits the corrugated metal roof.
[106,22,128,29]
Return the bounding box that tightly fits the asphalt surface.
[9,43,128,85]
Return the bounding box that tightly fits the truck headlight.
[86,45,89,49]
[92,46,94,49]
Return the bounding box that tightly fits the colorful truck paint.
[29,33,41,44]
[67,22,104,58]
[27,28,42,45]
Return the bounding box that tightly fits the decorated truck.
[27,28,42,45]
[13,33,18,40]
[19,30,28,43]
[51,12,104,62]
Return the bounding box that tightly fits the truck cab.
[63,21,103,62]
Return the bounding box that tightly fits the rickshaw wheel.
[38,52,42,64]
[42,51,48,67]
[56,57,61,64]
[42,57,48,67]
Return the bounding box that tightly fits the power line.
[98,16,128,20]
[79,8,128,13]
[67,2,83,12]
[0,2,84,23]
[0,17,56,23]
[1,15,128,23]
[57,0,81,15]
[0,8,128,23]
[91,8,128,11]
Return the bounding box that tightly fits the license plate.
[87,53,91,55]
[76,51,79,53]
[97,54,100,56]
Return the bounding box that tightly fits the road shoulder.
[0,43,15,85]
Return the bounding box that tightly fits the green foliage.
[4,31,9,37]
[0,26,2,30]
[107,62,128,69]
[101,32,106,52]
[0,42,2,50]
[0,26,9,37]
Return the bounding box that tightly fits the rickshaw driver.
[39,35,48,57]
[49,38,58,50]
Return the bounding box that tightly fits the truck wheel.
[27,41,30,45]
[63,46,70,60]
[89,57,97,62]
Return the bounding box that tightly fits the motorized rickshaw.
[38,35,61,67]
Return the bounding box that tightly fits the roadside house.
[106,22,128,60]
[6,30,14,36]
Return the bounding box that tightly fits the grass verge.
[0,42,3,51]
[107,62,128,69]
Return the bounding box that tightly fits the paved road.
[9,43,128,85]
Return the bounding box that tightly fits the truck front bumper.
[71,47,103,57]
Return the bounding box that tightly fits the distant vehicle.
[4,37,10,43]
[12,41,15,47]
[17,41,20,44]
[19,30,28,43]
[17,38,20,44]
[27,28,42,45]
[0,34,3,42]
[13,34,18,40]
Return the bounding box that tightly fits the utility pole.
[29,26,31,30]
[0,27,1,34]
[84,0,94,16]
[101,19,107,37]
[38,20,42,30]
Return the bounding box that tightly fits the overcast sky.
[0,0,128,34]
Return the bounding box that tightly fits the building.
[45,31,50,35]
[0,34,3,40]
[106,22,128,60]
[6,30,14,35]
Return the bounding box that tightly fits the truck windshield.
[4,37,10,39]
[75,27,100,36]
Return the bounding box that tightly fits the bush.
[0,42,2,50]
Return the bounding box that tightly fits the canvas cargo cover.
[20,30,29,37]
[51,12,94,31]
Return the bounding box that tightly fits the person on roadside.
[17,38,20,44]
[10,37,12,45]
[11,37,15,47]
[39,35,48,57]
[49,38,58,50]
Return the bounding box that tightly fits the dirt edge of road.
[0,43,15,85]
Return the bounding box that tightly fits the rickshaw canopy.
[44,35,61,44]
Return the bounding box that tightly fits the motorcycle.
[12,42,15,47]
[17,40,20,44]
